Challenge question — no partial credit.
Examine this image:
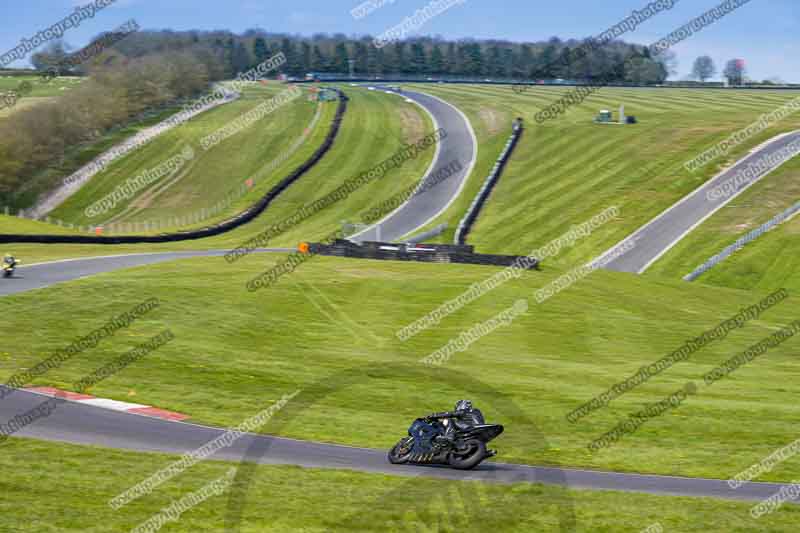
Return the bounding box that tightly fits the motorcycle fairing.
[408,419,440,454]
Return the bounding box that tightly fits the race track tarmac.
[0,249,289,297]
[598,131,800,273]
[1,385,793,504]
[350,87,477,243]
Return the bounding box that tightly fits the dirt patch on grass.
[479,107,508,137]
[724,222,754,234]
[398,105,425,144]
[335,264,405,280]
[157,189,199,209]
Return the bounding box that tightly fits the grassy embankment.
[2,85,434,264]
[2,252,799,484]
[3,437,798,532]
[405,84,800,273]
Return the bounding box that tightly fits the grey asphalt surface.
[599,131,800,273]
[1,385,794,504]
[0,249,290,297]
[350,87,476,243]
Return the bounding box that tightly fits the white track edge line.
[348,88,443,241]
[590,130,800,272]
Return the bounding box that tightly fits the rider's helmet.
[455,399,473,412]
[3,253,12,263]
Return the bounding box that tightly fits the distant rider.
[425,399,485,445]
[3,254,16,269]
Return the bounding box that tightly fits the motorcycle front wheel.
[447,439,487,470]
[388,437,415,464]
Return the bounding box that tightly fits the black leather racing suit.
[428,408,485,442]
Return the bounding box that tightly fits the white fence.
[684,201,800,281]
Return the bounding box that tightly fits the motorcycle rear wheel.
[388,437,415,464]
[447,439,487,470]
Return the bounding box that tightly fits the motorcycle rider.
[3,253,16,269]
[425,400,485,446]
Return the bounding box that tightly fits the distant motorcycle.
[2,259,18,278]
[388,415,504,470]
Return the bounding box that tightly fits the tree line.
[31,31,777,87]
[82,29,672,83]
[0,48,216,207]
[2,29,673,209]
[691,55,752,85]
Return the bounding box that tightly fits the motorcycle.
[2,260,18,278]
[388,416,504,470]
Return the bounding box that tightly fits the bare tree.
[31,41,71,72]
[654,49,678,78]
[691,56,716,82]
[723,58,746,86]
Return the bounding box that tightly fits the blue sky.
[3,0,798,81]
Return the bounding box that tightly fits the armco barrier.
[406,223,448,244]
[0,89,348,245]
[684,201,800,282]
[307,239,539,270]
[454,119,524,245]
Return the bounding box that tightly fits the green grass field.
[0,214,78,235]
[8,103,186,209]
[0,75,82,96]
[0,75,82,118]
[403,85,800,271]
[7,85,800,277]
[392,84,516,243]
[49,84,322,228]
[5,438,798,532]
[687,215,800,292]
[2,253,800,485]
[647,151,800,289]
[2,85,435,263]
[5,85,800,532]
